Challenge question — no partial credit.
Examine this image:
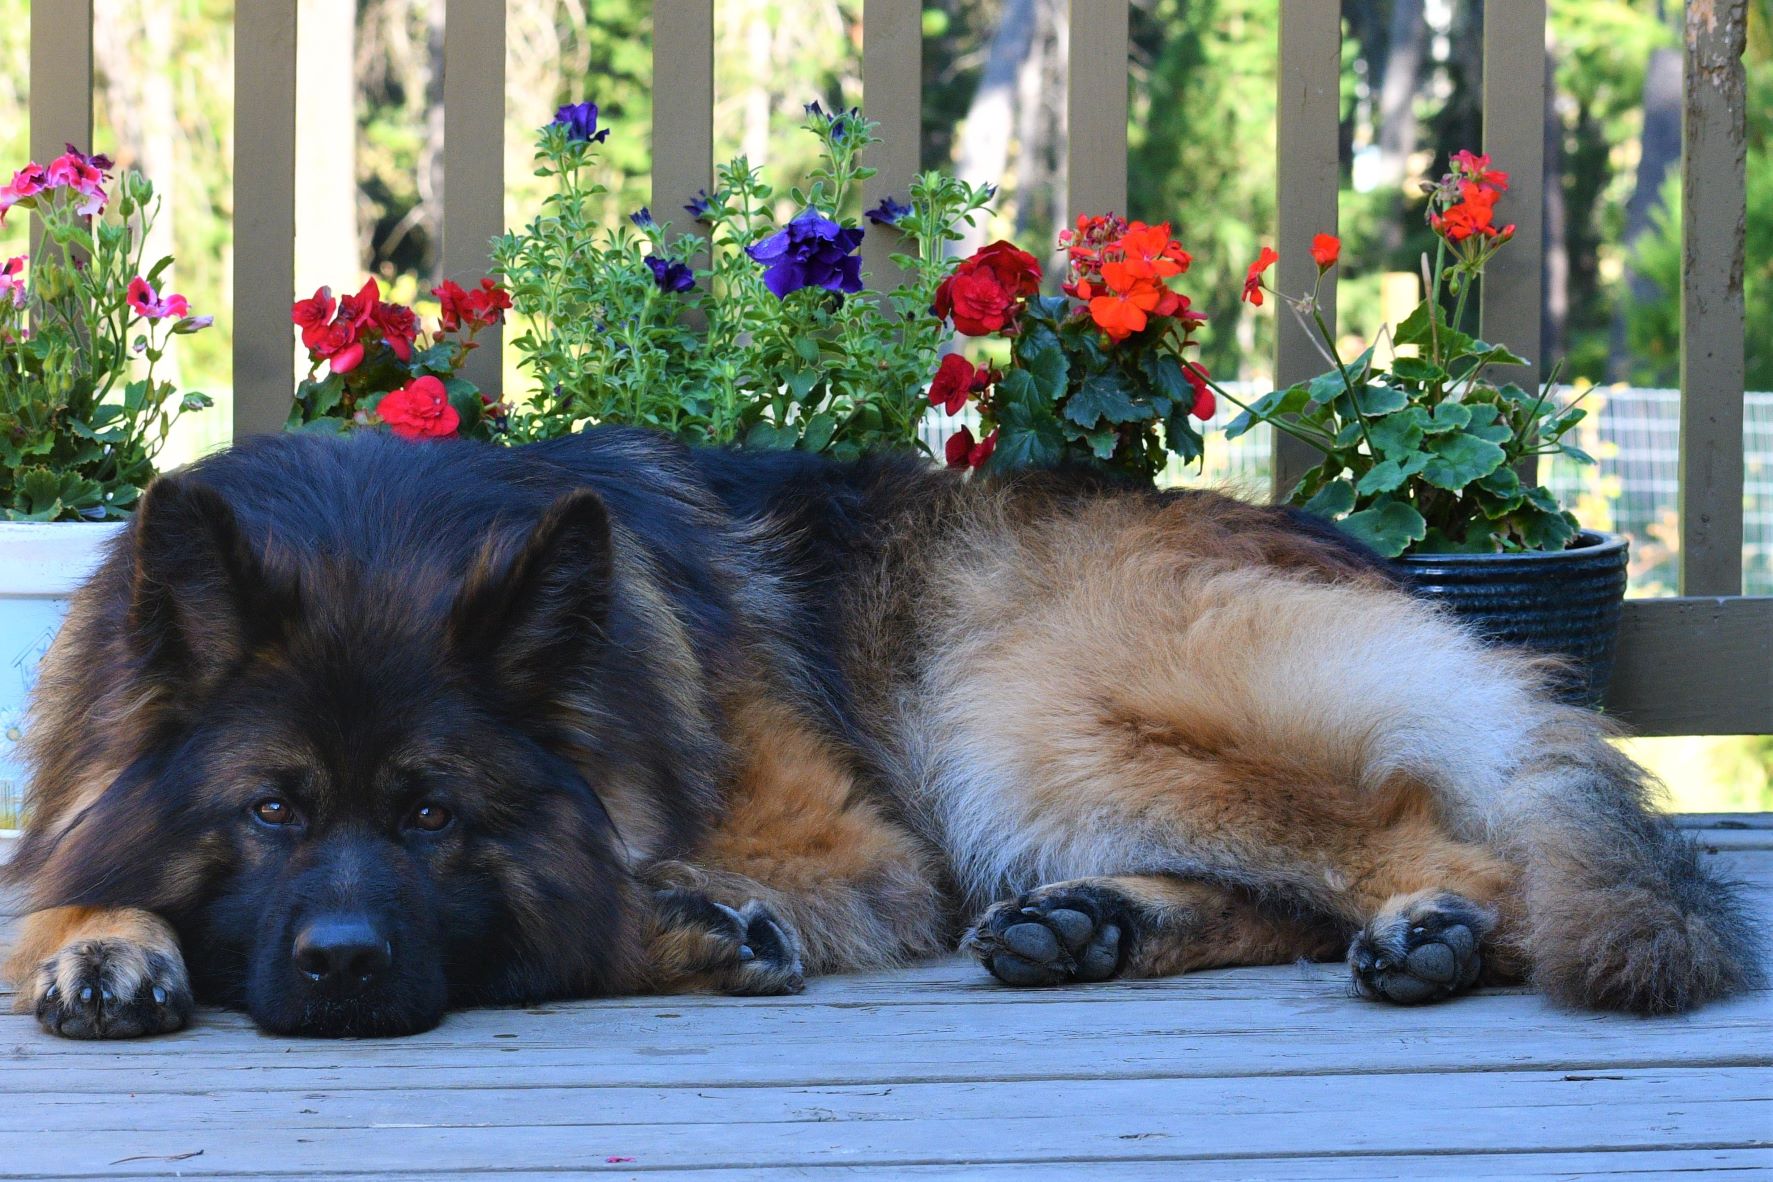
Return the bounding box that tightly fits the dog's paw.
[648,890,805,996]
[1349,891,1491,1005]
[963,882,1128,986]
[30,939,193,1039]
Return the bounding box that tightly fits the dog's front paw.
[30,939,193,1039]
[647,890,805,996]
[963,883,1128,986]
[1349,891,1491,1005]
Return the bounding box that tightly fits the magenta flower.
[126,276,190,321]
[45,146,111,217]
[0,254,25,309]
[0,164,47,225]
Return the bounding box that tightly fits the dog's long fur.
[3,429,1760,1037]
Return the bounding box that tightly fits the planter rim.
[1394,528,1625,567]
[0,519,129,597]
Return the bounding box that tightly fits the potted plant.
[0,146,214,823]
[924,215,1216,479]
[492,100,995,457]
[1222,151,1626,706]
[286,274,511,439]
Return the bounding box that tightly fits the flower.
[552,101,610,144]
[1184,361,1214,419]
[629,207,655,229]
[292,286,337,342]
[944,425,976,468]
[45,145,110,216]
[377,375,460,439]
[1450,150,1509,191]
[0,254,25,308]
[1310,234,1340,271]
[1066,220,1193,342]
[0,164,47,225]
[944,425,996,469]
[745,207,864,299]
[372,300,419,361]
[645,254,696,293]
[928,353,987,414]
[865,196,911,227]
[684,189,714,220]
[291,278,377,373]
[434,277,511,332]
[126,276,190,320]
[1431,181,1506,243]
[933,241,1042,336]
[1242,246,1279,305]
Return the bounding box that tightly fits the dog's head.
[23,475,651,1036]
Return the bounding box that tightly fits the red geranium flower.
[1310,234,1340,271]
[434,277,510,333]
[1242,246,1279,305]
[377,375,460,440]
[1451,150,1509,191]
[1184,361,1214,419]
[933,241,1041,336]
[465,277,512,325]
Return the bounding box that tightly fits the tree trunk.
[1542,42,1567,367]
[953,0,1040,254]
[1374,0,1427,192]
[1608,44,1680,383]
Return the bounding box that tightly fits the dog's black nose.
[293,916,393,988]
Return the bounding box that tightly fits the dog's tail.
[1489,719,1763,1014]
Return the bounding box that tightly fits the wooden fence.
[23,0,1771,737]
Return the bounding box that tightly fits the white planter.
[0,521,128,830]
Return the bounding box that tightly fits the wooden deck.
[2,816,1769,1180]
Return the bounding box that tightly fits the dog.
[2,428,1759,1037]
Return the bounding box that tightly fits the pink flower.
[45,146,111,217]
[0,164,48,225]
[0,255,26,309]
[126,276,190,320]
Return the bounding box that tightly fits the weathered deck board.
[1,822,1768,1179]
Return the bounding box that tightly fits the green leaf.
[990,370,1067,471]
[1355,452,1430,495]
[1337,500,1427,558]
[1424,401,1472,434]
[1349,384,1409,416]
[1300,477,1355,518]
[1462,403,1513,443]
[1224,383,1309,440]
[1063,370,1151,429]
[800,411,836,453]
[1389,355,1446,386]
[1421,432,1507,490]
[1025,339,1070,403]
[1478,464,1522,500]
[1368,408,1427,457]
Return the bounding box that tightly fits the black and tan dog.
[3,429,1759,1037]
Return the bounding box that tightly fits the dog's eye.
[407,803,454,833]
[252,798,299,827]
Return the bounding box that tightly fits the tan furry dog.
[4,429,1760,1038]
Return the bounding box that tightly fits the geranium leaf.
[1336,500,1427,557]
[1355,452,1429,495]
[1064,370,1151,429]
[1421,432,1507,490]
[1300,477,1355,518]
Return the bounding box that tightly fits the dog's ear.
[448,489,614,702]
[129,475,294,689]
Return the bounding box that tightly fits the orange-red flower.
[1451,150,1509,191]
[1310,233,1340,271]
[1432,181,1505,243]
[1242,246,1279,305]
[1071,219,1192,342]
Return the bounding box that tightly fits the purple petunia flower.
[745,207,864,299]
[865,196,912,226]
[683,189,714,220]
[646,255,695,293]
[630,207,655,228]
[552,101,610,144]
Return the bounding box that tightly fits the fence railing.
[23,0,1770,737]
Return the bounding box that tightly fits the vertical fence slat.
[1066,0,1128,221]
[232,0,298,439]
[1678,0,1747,597]
[443,0,506,399]
[1273,0,1338,499]
[861,0,921,292]
[27,0,93,268]
[1481,0,1547,487]
[653,2,715,244]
